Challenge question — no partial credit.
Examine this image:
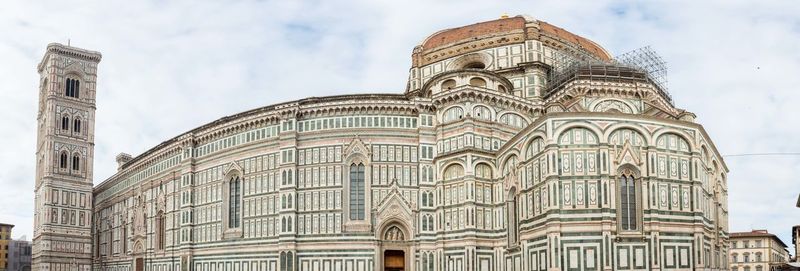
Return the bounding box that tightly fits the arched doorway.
[384,250,405,271]
[378,223,411,271]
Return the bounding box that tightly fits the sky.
[0,0,798,250]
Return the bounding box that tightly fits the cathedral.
[32,15,730,271]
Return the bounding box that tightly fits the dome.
[412,15,611,66]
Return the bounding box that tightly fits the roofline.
[730,231,789,248]
[95,92,409,189]
[498,111,730,172]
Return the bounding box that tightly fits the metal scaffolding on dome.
[545,46,673,105]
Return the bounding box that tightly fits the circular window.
[463,62,486,69]
[469,77,487,87]
[441,79,456,90]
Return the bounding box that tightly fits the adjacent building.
[730,230,790,271]
[793,225,799,261]
[8,237,32,271]
[0,223,13,271]
[33,15,731,271]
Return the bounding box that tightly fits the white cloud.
[0,0,798,250]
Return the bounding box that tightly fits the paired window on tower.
[60,116,82,134]
[65,78,80,98]
[58,152,80,171]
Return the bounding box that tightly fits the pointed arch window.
[59,152,68,169]
[72,155,80,171]
[619,174,638,231]
[228,175,242,228]
[73,118,82,133]
[349,163,365,220]
[507,188,519,246]
[62,116,70,130]
[65,78,80,98]
[156,210,165,250]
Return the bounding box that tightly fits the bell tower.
[32,43,101,271]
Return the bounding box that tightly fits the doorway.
[135,258,144,271]
[384,250,405,271]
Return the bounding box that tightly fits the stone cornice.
[431,86,541,116]
[38,43,102,72]
[497,112,729,172]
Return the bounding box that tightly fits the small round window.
[469,77,487,87]
[464,62,486,69]
[441,79,457,90]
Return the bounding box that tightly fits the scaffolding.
[545,46,672,105]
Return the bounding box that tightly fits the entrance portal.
[135,258,144,271]
[383,250,405,271]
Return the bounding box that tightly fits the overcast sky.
[1,0,798,250]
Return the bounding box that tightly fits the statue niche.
[383,225,405,241]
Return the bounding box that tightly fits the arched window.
[499,113,528,128]
[72,155,80,171]
[526,137,544,159]
[59,152,68,169]
[619,174,638,231]
[507,188,519,246]
[475,163,492,179]
[473,105,492,121]
[469,77,487,87]
[609,128,646,147]
[498,85,507,92]
[442,106,464,123]
[443,164,464,180]
[73,118,81,133]
[421,193,428,207]
[428,192,434,207]
[280,252,286,271]
[61,116,70,130]
[287,252,294,271]
[422,215,428,231]
[228,175,241,228]
[464,62,485,69]
[287,194,293,209]
[427,167,434,182]
[503,155,517,176]
[732,253,738,263]
[156,210,165,250]
[65,78,80,98]
[441,79,456,90]
[349,163,365,220]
